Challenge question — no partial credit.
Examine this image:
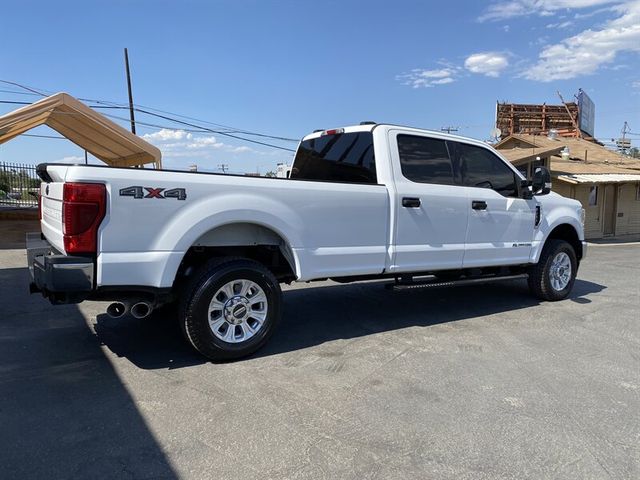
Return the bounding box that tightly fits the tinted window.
[291,132,376,184]
[455,142,518,197]
[397,135,454,185]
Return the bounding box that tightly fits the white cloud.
[464,52,510,77]
[546,20,574,28]
[141,128,190,142]
[142,128,256,159]
[478,0,621,22]
[523,1,640,81]
[396,67,459,88]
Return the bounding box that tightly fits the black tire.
[527,239,577,301]
[179,257,282,361]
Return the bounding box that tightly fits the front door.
[389,131,469,272]
[448,141,535,267]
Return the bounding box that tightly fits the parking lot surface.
[1,232,638,479]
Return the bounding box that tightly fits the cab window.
[453,142,518,197]
[397,135,454,185]
[291,132,376,184]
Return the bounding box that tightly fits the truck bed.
[39,164,391,287]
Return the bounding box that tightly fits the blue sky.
[1,0,638,173]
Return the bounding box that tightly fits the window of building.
[452,142,518,197]
[397,135,454,185]
[636,184,640,201]
[589,185,598,206]
[291,132,376,184]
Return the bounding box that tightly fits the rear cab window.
[291,132,377,184]
[397,134,454,185]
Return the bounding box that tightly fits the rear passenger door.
[449,141,535,267]
[389,131,469,272]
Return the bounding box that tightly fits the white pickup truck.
[28,123,586,360]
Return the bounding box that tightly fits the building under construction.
[496,89,596,141]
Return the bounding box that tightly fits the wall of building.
[615,183,640,236]
[552,181,640,239]
[554,182,603,239]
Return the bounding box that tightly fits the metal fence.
[0,162,40,208]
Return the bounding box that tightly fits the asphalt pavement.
[0,230,638,479]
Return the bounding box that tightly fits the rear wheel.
[179,257,282,360]
[527,239,577,301]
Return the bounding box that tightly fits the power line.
[0,103,297,153]
[132,108,296,152]
[0,79,299,147]
[0,79,48,96]
[21,133,66,140]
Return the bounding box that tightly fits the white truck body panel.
[37,124,585,291]
[46,165,390,286]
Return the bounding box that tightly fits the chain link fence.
[0,162,40,208]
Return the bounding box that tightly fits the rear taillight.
[37,192,42,220]
[62,183,106,254]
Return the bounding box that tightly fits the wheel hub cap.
[224,297,250,324]
[549,252,572,291]
[207,279,268,343]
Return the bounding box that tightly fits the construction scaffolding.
[495,101,583,140]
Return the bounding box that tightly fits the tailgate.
[39,165,68,254]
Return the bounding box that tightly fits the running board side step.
[388,273,528,292]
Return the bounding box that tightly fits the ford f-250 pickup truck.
[27,123,587,360]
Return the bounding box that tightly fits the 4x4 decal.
[119,186,187,200]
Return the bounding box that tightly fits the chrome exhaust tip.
[130,301,153,319]
[106,302,127,319]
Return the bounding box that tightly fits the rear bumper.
[27,232,94,304]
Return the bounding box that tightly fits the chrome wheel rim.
[207,279,268,343]
[549,252,572,291]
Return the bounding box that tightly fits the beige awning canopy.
[0,92,162,168]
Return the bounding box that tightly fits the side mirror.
[532,166,551,195]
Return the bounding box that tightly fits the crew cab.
[28,123,587,360]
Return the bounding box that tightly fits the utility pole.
[617,121,631,155]
[441,126,458,134]
[218,164,229,174]
[124,48,136,135]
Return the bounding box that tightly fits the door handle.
[472,200,487,210]
[402,197,421,208]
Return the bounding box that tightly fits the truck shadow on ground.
[0,267,179,479]
[94,277,605,369]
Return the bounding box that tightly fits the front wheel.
[179,257,282,360]
[527,239,577,301]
